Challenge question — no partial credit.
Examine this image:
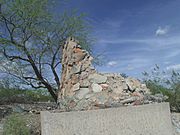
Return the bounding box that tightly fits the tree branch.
[3,48,30,62]
[54,61,61,68]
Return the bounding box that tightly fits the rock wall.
[58,37,166,111]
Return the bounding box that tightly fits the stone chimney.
[59,37,95,99]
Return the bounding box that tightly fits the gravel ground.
[172,113,180,135]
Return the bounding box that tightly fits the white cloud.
[164,50,180,59]
[99,35,180,47]
[155,26,169,36]
[166,64,180,71]
[127,64,135,71]
[164,61,171,65]
[107,61,118,66]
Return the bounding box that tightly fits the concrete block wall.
[41,103,173,135]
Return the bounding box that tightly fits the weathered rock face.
[58,37,164,111]
[59,37,96,99]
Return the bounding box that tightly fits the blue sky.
[61,0,180,78]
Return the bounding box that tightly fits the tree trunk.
[44,82,58,102]
[25,50,58,102]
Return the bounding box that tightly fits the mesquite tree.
[0,0,92,102]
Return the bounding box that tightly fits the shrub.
[143,65,180,112]
[0,88,53,104]
[146,81,180,112]
[3,113,30,135]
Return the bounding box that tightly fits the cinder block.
[41,103,173,135]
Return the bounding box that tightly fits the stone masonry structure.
[58,37,167,111]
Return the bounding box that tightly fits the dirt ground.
[0,102,56,135]
[0,103,180,135]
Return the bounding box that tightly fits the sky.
[0,0,180,88]
[59,0,180,78]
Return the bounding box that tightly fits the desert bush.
[0,88,53,104]
[3,113,30,135]
[143,65,180,112]
[145,81,180,111]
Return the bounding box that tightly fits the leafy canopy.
[0,0,93,101]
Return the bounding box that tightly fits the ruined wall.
[59,37,96,98]
[58,37,166,111]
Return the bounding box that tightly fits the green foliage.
[171,83,180,112]
[145,81,169,95]
[0,88,53,103]
[145,81,173,100]
[143,65,180,112]
[25,89,53,102]
[146,81,180,112]
[3,113,30,135]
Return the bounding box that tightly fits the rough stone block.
[41,103,173,135]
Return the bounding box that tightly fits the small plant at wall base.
[3,113,30,135]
